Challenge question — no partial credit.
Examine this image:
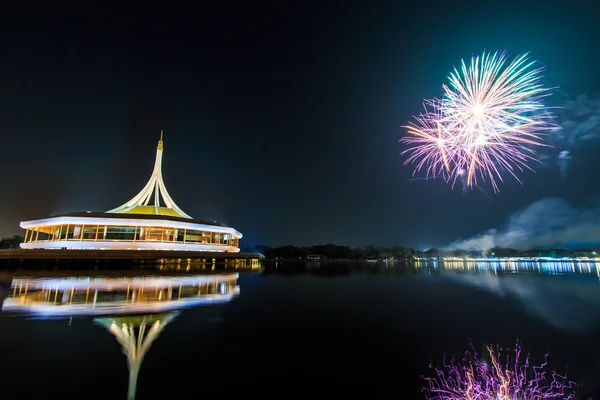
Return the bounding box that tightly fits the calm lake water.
[2,260,600,399]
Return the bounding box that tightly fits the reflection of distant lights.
[413,258,600,276]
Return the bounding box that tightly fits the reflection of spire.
[106,131,192,218]
[95,312,179,400]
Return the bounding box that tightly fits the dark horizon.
[1,1,600,250]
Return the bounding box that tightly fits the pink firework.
[401,99,463,182]
[401,51,555,192]
[422,342,577,400]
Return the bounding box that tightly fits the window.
[105,227,137,241]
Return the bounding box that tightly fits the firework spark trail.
[402,100,458,181]
[401,50,555,192]
[422,342,577,400]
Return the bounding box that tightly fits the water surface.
[2,260,600,398]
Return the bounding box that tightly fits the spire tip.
[157,130,164,150]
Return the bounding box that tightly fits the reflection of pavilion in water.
[415,259,600,276]
[3,274,239,316]
[1,273,240,399]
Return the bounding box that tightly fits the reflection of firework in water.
[422,341,577,399]
[402,51,555,192]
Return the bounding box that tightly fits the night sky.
[1,1,599,250]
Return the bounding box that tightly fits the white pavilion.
[19,132,242,252]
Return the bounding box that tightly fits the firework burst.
[422,341,577,400]
[401,50,555,192]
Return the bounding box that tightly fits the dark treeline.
[0,235,23,249]
[255,244,600,260]
[255,244,416,260]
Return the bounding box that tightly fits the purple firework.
[422,342,577,399]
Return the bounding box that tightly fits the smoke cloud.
[541,92,600,179]
[447,197,600,252]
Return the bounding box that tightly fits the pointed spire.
[106,132,193,219]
